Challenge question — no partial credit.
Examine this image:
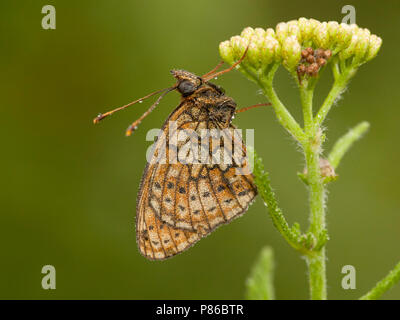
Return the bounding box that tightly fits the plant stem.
[304,140,327,299]
[360,260,400,300]
[328,121,370,169]
[240,64,305,142]
[314,66,356,129]
[306,250,327,299]
[300,80,327,300]
[261,81,306,143]
[300,83,314,132]
[247,61,359,300]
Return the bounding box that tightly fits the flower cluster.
[219,18,382,76]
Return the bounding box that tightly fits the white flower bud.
[276,22,289,43]
[340,31,360,60]
[240,27,255,40]
[254,28,266,39]
[282,35,301,71]
[287,20,301,42]
[353,29,371,65]
[263,36,281,64]
[265,28,276,38]
[327,21,339,45]
[365,35,382,62]
[336,23,353,51]
[219,41,234,64]
[313,22,330,48]
[247,41,261,69]
[298,17,313,43]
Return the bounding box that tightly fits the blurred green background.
[1,0,399,300]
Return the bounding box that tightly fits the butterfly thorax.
[171,69,236,128]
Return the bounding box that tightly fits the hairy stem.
[262,81,306,143]
[328,121,370,169]
[300,78,327,300]
[314,65,356,129]
[304,140,327,299]
[240,57,364,300]
[360,260,400,300]
[300,84,314,132]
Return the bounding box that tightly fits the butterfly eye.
[177,80,195,96]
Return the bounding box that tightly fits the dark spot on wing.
[179,187,186,194]
[167,182,174,189]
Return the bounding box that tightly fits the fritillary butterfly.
[94,50,268,260]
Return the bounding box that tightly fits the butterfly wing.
[136,101,257,260]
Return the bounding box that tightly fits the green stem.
[314,66,356,129]
[328,121,370,169]
[241,59,361,300]
[360,260,400,300]
[299,81,315,132]
[303,134,327,299]
[306,250,327,299]
[304,158,327,299]
[244,64,305,143]
[301,78,327,300]
[262,79,306,143]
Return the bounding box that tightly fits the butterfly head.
[170,70,203,97]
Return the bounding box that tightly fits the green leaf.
[249,147,307,254]
[245,247,275,300]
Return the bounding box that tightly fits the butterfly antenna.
[201,60,225,79]
[236,103,271,113]
[125,87,175,136]
[203,42,251,82]
[93,86,173,124]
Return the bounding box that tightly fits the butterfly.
[94,49,269,260]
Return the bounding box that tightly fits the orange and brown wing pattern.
[136,102,257,260]
[136,166,201,260]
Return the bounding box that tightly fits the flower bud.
[365,34,382,62]
[339,31,359,60]
[247,41,261,69]
[219,40,234,65]
[247,28,268,69]
[282,35,301,71]
[298,17,313,42]
[352,29,371,65]
[230,35,248,61]
[313,22,330,48]
[276,22,288,43]
[336,23,353,51]
[265,28,276,38]
[254,27,265,39]
[309,19,321,38]
[287,20,301,42]
[327,21,339,39]
[327,21,339,50]
[264,35,281,64]
[240,27,255,40]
